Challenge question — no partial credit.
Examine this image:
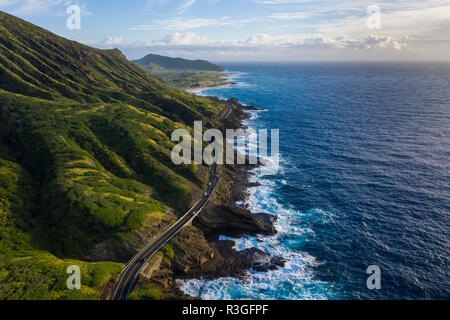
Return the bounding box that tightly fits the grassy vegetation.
[133,53,224,72]
[128,287,162,300]
[0,141,123,299]
[0,11,226,299]
[153,71,231,90]
[132,53,230,90]
[161,244,175,266]
[0,251,123,300]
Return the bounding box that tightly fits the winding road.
[111,103,232,300]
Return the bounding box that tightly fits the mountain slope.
[133,53,225,73]
[0,11,225,299]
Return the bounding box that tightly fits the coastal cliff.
[0,11,226,299]
[124,98,284,300]
[0,11,281,300]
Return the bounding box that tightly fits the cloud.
[110,32,410,50]
[0,0,22,5]
[96,31,413,62]
[158,32,210,45]
[70,0,450,61]
[362,35,407,51]
[0,0,91,16]
[253,0,311,4]
[129,10,322,32]
[176,0,196,14]
[267,11,316,20]
[97,36,125,48]
[129,17,234,31]
[254,0,450,43]
[128,11,318,32]
[245,34,272,45]
[291,1,450,41]
[0,0,64,15]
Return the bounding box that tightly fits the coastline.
[173,67,339,301]
[172,92,334,300]
[172,98,285,298]
[124,97,284,300]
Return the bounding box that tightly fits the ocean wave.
[178,110,338,300]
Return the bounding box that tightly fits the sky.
[1,0,450,61]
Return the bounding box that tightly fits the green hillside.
[133,54,225,73]
[0,11,225,299]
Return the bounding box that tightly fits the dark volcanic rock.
[225,245,285,276]
[226,98,258,111]
[254,213,278,235]
[239,248,285,272]
[176,240,285,280]
[195,205,276,239]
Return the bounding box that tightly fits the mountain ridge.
[133,53,225,73]
[0,10,225,299]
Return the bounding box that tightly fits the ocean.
[178,62,450,300]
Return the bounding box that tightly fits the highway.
[222,102,233,120]
[111,103,232,300]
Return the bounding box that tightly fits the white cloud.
[0,0,63,15]
[315,1,450,40]
[362,35,407,51]
[176,0,196,14]
[0,0,91,16]
[267,11,316,20]
[0,0,23,5]
[129,11,320,32]
[9,0,441,61]
[105,36,124,45]
[99,31,414,62]
[159,32,210,45]
[97,36,125,48]
[253,0,314,4]
[129,17,234,31]
[245,34,272,45]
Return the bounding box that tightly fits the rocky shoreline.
[128,97,283,300]
[170,97,283,299]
